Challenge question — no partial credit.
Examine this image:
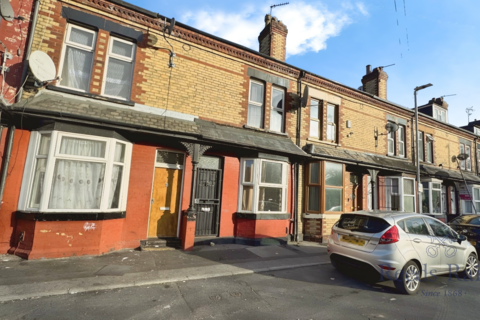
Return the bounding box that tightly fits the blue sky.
[134,0,480,127]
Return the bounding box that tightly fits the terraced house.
[0,0,478,259]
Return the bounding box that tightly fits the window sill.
[242,125,289,137]
[236,212,290,220]
[386,154,409,161]
[307,138,340,147]
[302,213,343,219]
[47,85,135,106]
[16,211,126,221]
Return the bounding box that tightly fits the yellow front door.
[148,167,183,238]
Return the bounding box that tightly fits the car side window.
[470,217,480,226]
[404,218,430,235]
[397,220,406,232]
[425,219,455,239]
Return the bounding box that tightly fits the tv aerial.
[466,106,474,123]
[270,2,289,15]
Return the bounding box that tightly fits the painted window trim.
[247,79,265,128]
[425,134,434,163]
[326,103,337,143]
[101,36,136,101]
[56,24,97,93]
[270,86,285,133]
[18,131,132,213]
[237,158,288,214]
[433,106,448,123]
[418,131,425,162]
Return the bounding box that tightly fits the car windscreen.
[337,214,391,234]
[450,215,478,225]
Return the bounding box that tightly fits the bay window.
[59,24,96,92]
[270,87,285,132]
[309,99,321,138]
[102,37,136,100]
[462,186,480,214]
[306,161,344,213]
[19,131,132,212]
[247,80,264,128]
[238,159,288,213]
[383,177,415,212]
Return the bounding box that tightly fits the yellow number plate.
[469,240,477,246]
[341,235,365,246]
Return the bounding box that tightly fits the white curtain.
[104,58,132,99]
[247,104,262,128]
[60,47,93,91]
[49,138,106,209]
[108,165,123,209]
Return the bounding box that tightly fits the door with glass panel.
[195,156,223,237]
[148,151,184,238]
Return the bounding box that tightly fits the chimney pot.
[366,65,372,74]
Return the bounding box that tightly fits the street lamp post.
[414,83,433,214]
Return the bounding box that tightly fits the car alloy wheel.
[459,254,478,279]
[394,261,421,295]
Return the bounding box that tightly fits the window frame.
[326,104,337,143]
[421,179,443,215]
[18,131,132,213]
[57,24,97,93]
[398,125,406,158]
[466,145,472,171]
[237,158,288,214]
[433,106,448,122]
[101,36,136,101]
[247,79,265,129]
[426,134,434,163]
[270,86,285,133]
[462,186,480,214]
[383,176,416,212]
[305,161,344,213]
[460,144,466,170]
[418,131,425,162]
[309,98,321,139]
[387,128,395,156]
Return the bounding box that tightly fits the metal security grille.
[195,167,222,236]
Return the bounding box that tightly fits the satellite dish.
[385,122,399,133]
[301,85,309,108]
[29,51,56,82]
[0,0,15,21]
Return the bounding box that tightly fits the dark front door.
[195,157,223,236]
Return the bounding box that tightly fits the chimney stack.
[361,65,389,100]
[428,97,449,109]
[258,14,288,61]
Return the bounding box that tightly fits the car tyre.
[458,253,478,280]
[394,261,421,295]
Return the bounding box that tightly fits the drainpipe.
[0,125,15,209]
[293,71,306,242]
[16,0,41,103]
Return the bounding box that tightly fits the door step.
[140,238,181,251]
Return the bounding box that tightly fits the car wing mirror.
[457,234,467,244]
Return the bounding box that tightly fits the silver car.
[327,211,478,295]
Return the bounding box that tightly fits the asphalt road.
[1,264,479,320]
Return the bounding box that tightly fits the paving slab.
[246,245,298,258]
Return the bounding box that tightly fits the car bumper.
[327,237,407,281]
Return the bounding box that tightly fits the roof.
[421,164,480,184]
[10,90,308,157]
[305,143,417,173]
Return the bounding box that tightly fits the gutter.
[16,0,40,103]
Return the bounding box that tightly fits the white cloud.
[181,1,368,57]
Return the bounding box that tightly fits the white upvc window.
[421,179,443,215]
[247,80,264,128]
[384,177,415,212]
[418,131,425,162]
[466,145,472,171]
[326,104,337,142]
[238,159,288,213]
[463,186,480,214]
[18,131,132,212]
[58,24,97,92]
[460,144,466,170]
[398,125,405,157]
[475,127,480,136]
[102,37,136,100]
[270,87,285,132]
[433,106,447,123]
[387,129,395,155]
[426,134,434,163]
[309,99,320,138]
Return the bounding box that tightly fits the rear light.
[379,225,399,244]
[378,265,396,270]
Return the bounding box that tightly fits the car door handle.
[413,238,421,243]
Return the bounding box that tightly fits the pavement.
[0,242,329,303]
